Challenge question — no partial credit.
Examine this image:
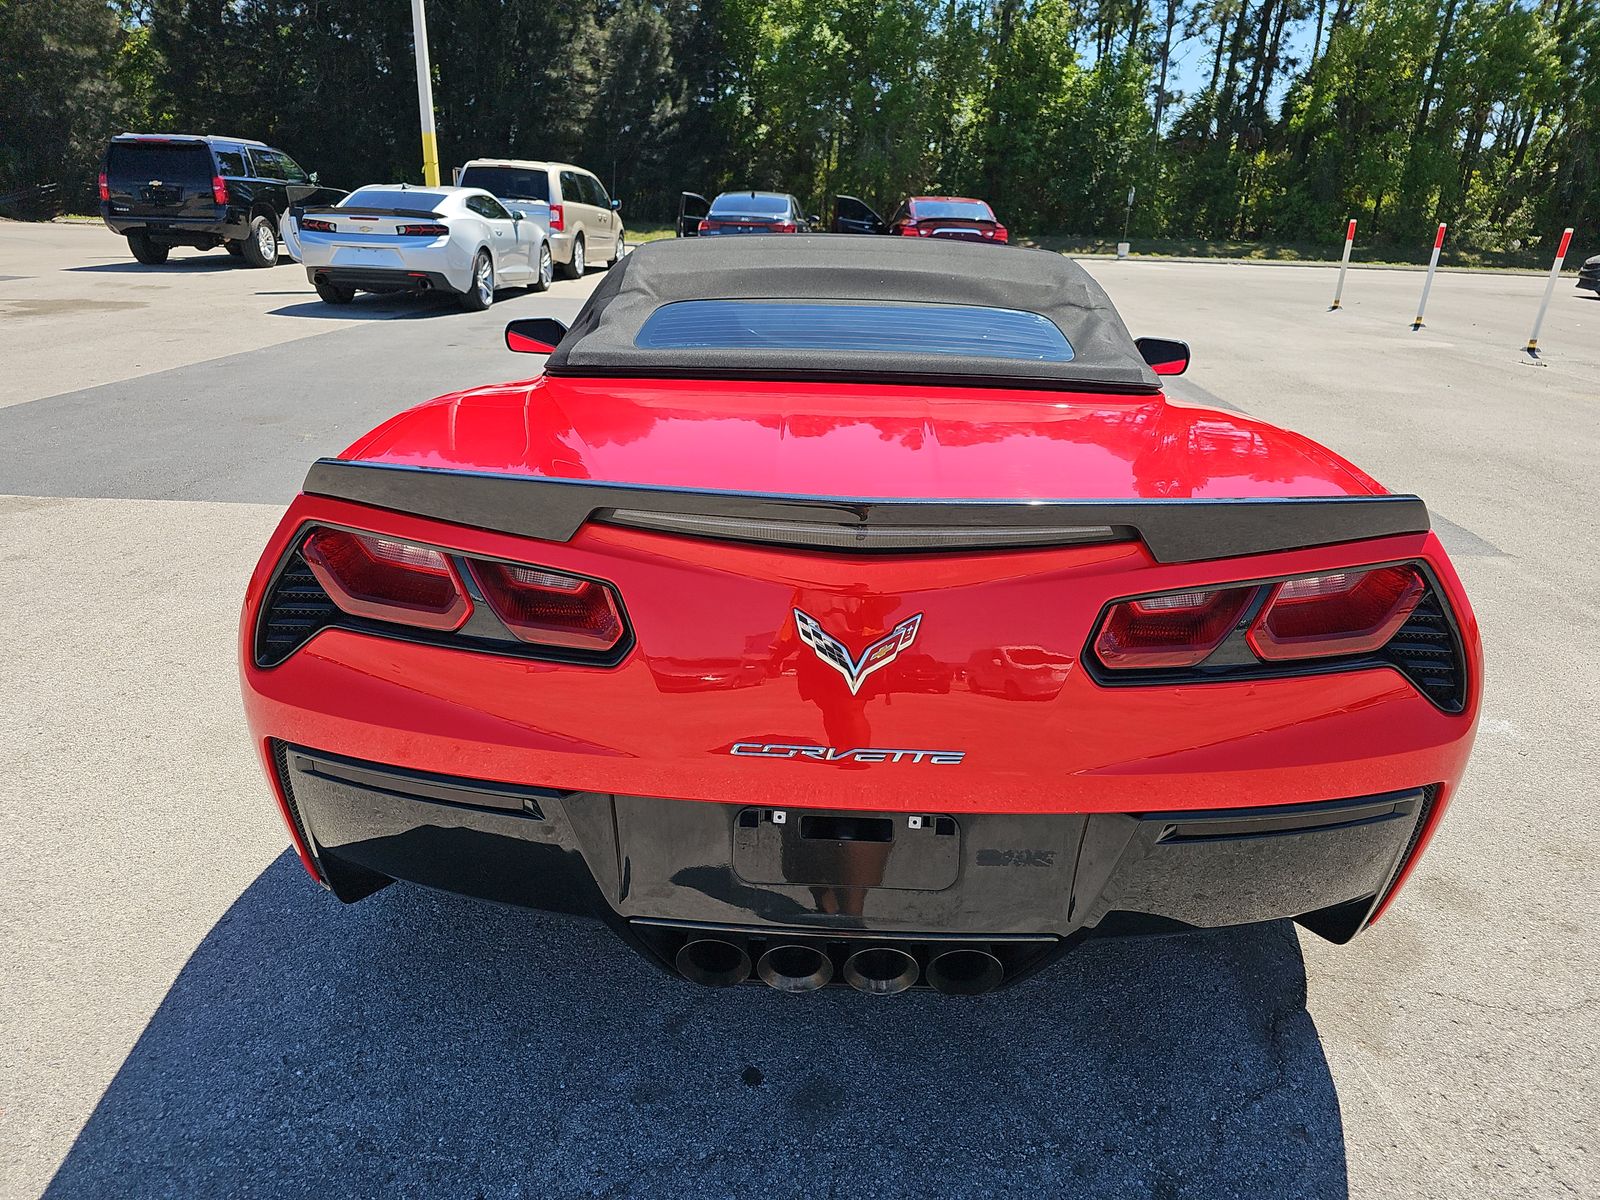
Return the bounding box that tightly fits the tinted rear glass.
[710,193,789,216]
[634,301,1073,361]
[911,200,995,221]
[106,142,212,182]
[459,166,549,202]
[344,188,448,210]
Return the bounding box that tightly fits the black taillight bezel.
[253,522,635,669]
[1081,559,1469,713]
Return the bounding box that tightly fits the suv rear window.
[105,142,213,183]
[459,166,549,202]
[634,301,1074,362]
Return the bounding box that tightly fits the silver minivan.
[456,159,624,277]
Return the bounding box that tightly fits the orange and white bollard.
[1412,223,1447,329]
[1331,218,1357,309]
[1526,227,1575,355]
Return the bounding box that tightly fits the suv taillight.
[549,203,564,232]
[212,175,228,205]
[98,172,110,201]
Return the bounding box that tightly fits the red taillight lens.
[300,217,335,232]
[549,203,565,232]
[395,223,449,236]
[993,225,1008,243]
[302,529,470,631]
[212,175,228,205]
[1248,566,1425,661]
[1093,587,1256,669]
[697,218,714,232]
[470,561,625,652]
[769,222,797,233]
[898,223,920,237]
[98,172,110,201]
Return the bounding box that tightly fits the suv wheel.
[460,251,494,311]
[561,235,585,279]
[127,233,169,265]
[533,243,553,292]
[239,215,279,268]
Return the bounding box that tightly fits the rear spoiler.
[294,206,442,220]
[302,459,1430,564]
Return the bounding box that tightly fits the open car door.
[833,195,886,235]
[677,191,710,237]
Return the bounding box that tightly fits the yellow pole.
[410,0,440,186]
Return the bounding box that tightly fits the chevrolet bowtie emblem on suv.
[794,609,923,695]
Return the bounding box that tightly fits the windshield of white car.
[343,188,449,210]
[710,193,790,217]
[634,300,1075,362]
[458,167,550,202]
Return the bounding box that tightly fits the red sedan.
[835,194,1009,242]
[240,236,1480,996]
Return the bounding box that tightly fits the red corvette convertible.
[240,237,1480,996]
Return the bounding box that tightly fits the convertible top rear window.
[634,300,1074,362]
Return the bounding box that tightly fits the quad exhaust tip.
[926,948,1005,996]
[842,946,920,996]
[675,938,752,987]
[757,944,834,993]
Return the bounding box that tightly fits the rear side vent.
[1380,590,1467,712]
[256,549,340,666]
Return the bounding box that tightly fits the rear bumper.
[308,266,459,295]
[100,207,242,242]
[271,740,1437,990]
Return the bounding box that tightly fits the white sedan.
[283,183,553,309]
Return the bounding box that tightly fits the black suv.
[99,134,342,267]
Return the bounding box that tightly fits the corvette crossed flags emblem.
[794,609,924,695]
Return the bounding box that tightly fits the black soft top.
[546,235,1158,393]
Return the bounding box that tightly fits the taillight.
[301,528,470,631]
[300,217,335,233]
[212,175,228,205]
[769,222,797,233]
[395,223,449,236]
[697,219,714,232]
[470,561,625,653]
[1093,587,1255,669]
[1247,566,1425,661]
[993,225,1008,243]
[549,203,564,232]
[98,172,110,201]
[898,223,920,237]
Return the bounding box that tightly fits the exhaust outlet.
[842,946,919,996]
[675,938,752,988]
[926,948,1004,996]
[757,944,833,994]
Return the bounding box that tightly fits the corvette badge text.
[730,743,966,765]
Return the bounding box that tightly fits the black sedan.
[677,190,815,237]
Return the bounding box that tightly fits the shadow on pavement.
[45,853,1348,1199]
[66,258,246,273]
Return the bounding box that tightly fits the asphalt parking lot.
[1,222,1596,1200]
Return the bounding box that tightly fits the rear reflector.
[1093,586,1256,668]
[301,528,470,631]
[1248,566,1425,661]
[469,561,625,652]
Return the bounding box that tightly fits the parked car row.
[677,190,1008,243]
[98,132,1008,311]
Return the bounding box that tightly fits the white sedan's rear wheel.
[532,243,553,292]
[460,251,494,311]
